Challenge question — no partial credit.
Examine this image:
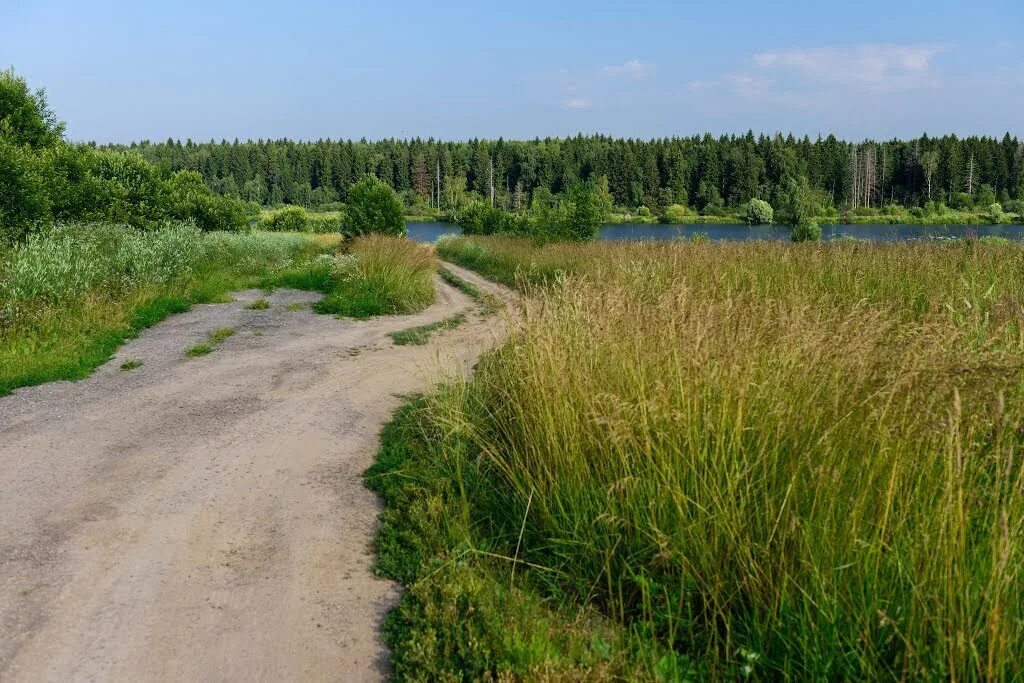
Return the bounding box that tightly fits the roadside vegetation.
[378,235,1024,679]
[314,235,435,318]
[0,224,335,394]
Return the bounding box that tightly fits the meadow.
[372,235,1024,679]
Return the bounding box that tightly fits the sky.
[2,0,1022,143]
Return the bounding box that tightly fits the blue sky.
[3,0,1022,142]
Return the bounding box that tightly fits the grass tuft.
[246,298,270,310]
[185,343,212,357]
[119,359,143,371]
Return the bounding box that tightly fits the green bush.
[661,203,690,223]
[164,171,252,232]
[637,205,652,218]
[951,192,973,210]
[343,174,405,237]
[262,206,309,232]
[792,218,822,242]
[1,69,254,240]
[458,202,527,236]
[987,202,1011,224]
[745,198,773,225]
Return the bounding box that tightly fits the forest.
[112,132,1024,221]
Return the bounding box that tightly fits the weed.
[246,298,270,310]
[185,343,212,357]
[119,359,143,371]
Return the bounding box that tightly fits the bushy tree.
[792,218,822,242]
[459,202,526,236]
[0,136,49,240]
[987,203,1010,224]
[975,184,997,207]
[165,171,252,231]
[661,204,690,223]
[344,174,405,237]
[745,198,773,225]
[0,68,63,149]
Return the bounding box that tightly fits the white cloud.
[562,97,593,110]
[602,59,654,80]
[751,44,944,90]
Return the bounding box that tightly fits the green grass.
[366,397,668,680]
[397,235,1024,679]
[313,235,436,318]
[119,359,143,371]
[185,327,235,357]
[246,298,270,310]
[0,226,342,395]
[185,343,213,357]
[388,313,465,346]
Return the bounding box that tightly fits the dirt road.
[0,263,508,682]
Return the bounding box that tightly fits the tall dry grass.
[316,234,436,317]
[431,236,1024,678]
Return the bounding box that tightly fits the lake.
[407,221,1024,243]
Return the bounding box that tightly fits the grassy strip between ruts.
[312,235,436,318]
[388,314,466,347]
[438,266,501,316]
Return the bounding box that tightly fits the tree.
[0,136,49,240]
[792,218,822,242]
[344,174,405,236]
[0,68,64,149]
[920,150,939,201]
[745,198,773,225]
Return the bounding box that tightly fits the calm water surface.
[407,221,1024,243]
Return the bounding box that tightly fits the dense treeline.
[114,132,1024,218]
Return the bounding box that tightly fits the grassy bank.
[0,227,433,395]
[0,224,341,395]
[383,235,1024,679]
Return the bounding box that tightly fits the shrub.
[745,198,773,225]
[344,174,406,237]
[262,206,309,232]
[458,202,526,236]
[1003,199,1024,216]
[951,192,973,210]
[987,202,1011,224]
[661,204,690,223]
[164,171,252,232]
[976,184,997,207]
[637,205,652,218]
[791,218,821,242]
